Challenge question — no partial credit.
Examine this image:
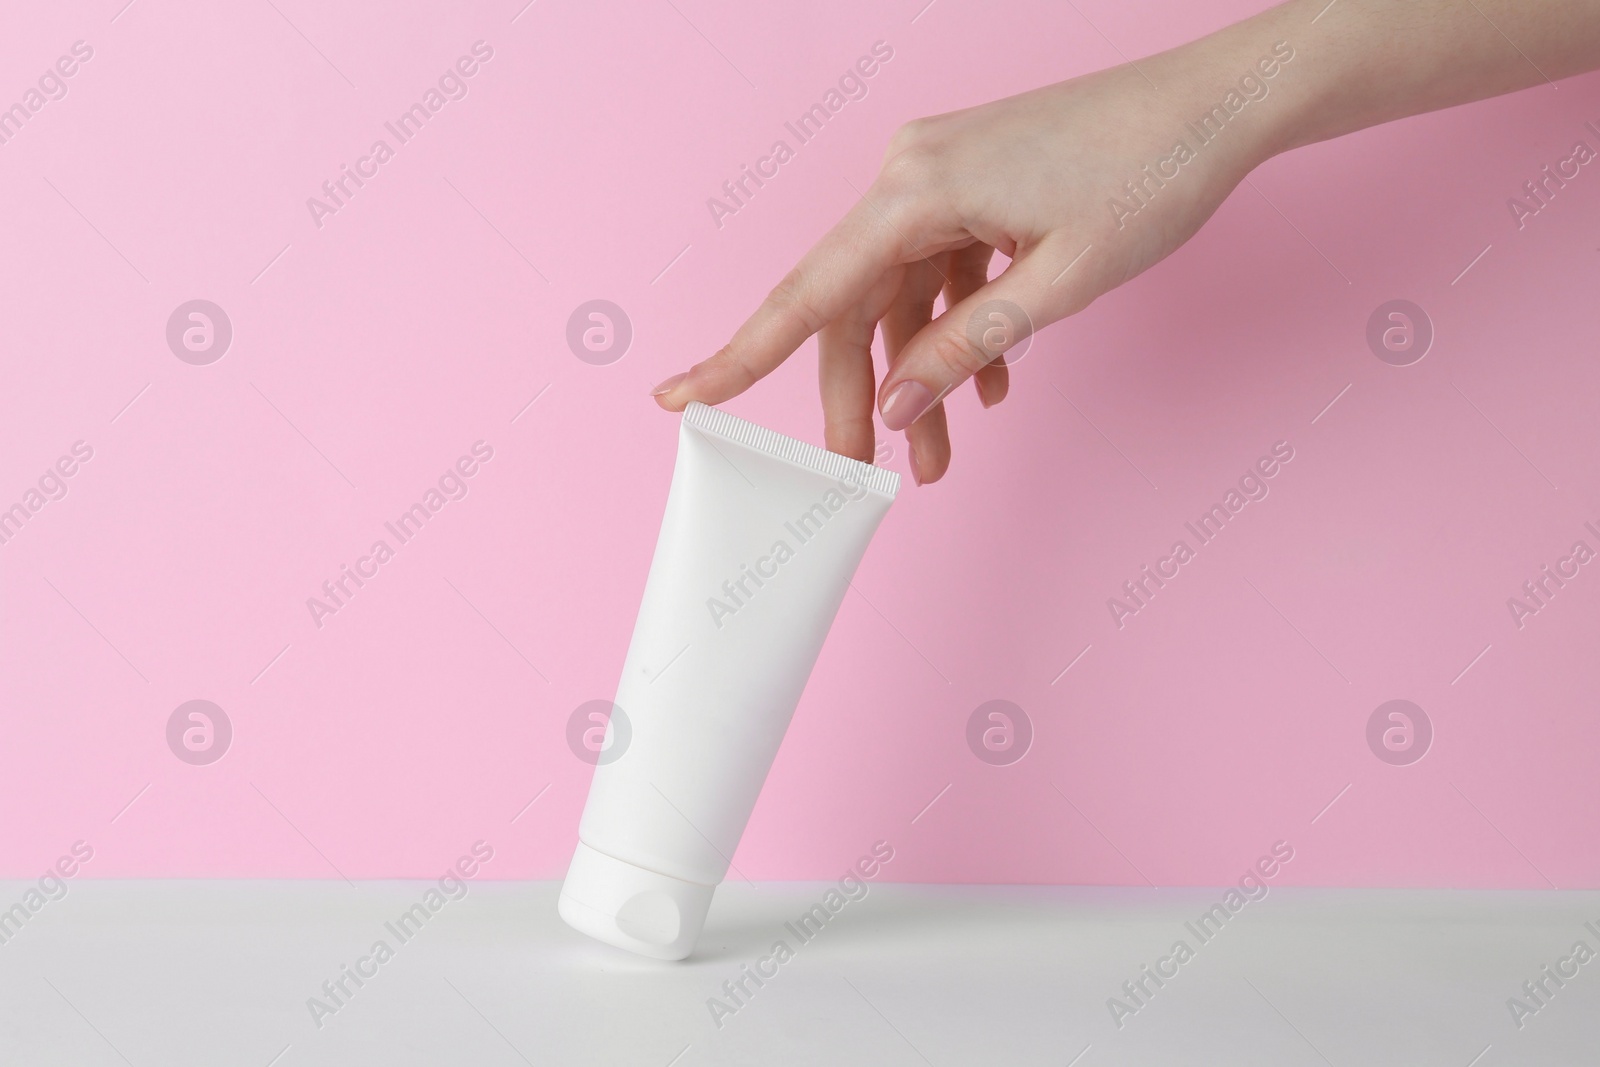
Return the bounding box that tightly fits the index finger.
[652,188,921,411]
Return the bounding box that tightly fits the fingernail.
[908,447,925,487]
[881,380,934,432]
[650,371,688,397]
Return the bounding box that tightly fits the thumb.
[877,243,1082,431]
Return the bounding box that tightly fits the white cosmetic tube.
[559,401,899,959]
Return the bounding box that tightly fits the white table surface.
[0,881,1595,1066]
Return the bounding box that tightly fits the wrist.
[1155,1,1320,179]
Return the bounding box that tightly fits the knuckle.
[703,344,758,393]
[833,313,878,351]
[886,116,940,155]
[765,269,828,334]
[824,412,875,451]
[822,408,875,463]
[871,153,941,245]
[886,118,926,151]
[879,143,940,191]
[925,327,987,380]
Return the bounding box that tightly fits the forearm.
[1167,0,1600,171]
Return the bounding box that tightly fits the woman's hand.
[650,0,1600,484]
[650,44,1275,484]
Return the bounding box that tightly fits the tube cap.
[558,841,715,960]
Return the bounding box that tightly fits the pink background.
[2,0,1597,889]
